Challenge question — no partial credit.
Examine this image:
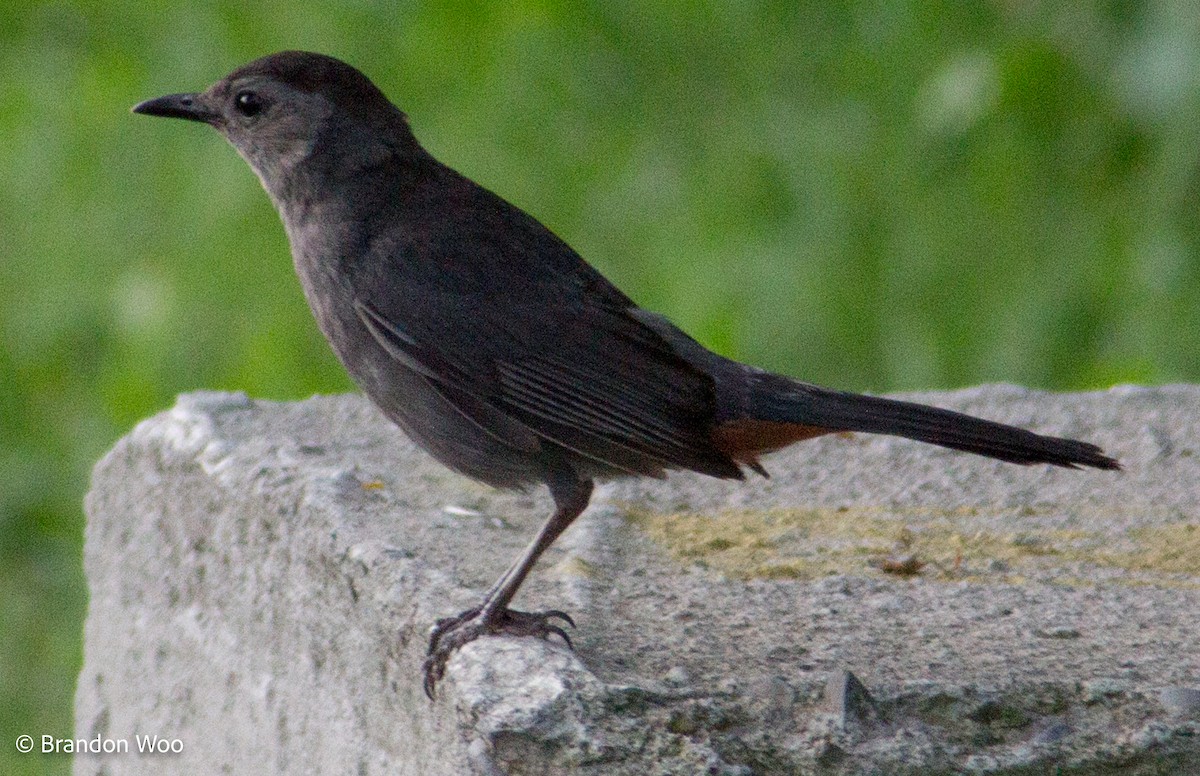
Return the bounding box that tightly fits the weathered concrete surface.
[75,385,1199,775]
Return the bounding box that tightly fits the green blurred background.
[2,1,1198,772]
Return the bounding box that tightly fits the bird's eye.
[234,91,264,117]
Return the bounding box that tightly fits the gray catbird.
[133,51,1119,698]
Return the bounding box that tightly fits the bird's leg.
[423,476,593,698]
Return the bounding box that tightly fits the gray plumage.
[133,51,1118,698]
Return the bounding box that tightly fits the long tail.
[747,374,1120,470]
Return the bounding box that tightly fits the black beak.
[132,93,217,124]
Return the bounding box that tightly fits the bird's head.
[133,51,416,201]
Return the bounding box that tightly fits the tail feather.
[750,376,1120,471]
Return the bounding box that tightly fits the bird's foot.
[422,606,576,699]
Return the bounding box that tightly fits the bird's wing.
[355,299,542,454]
[354,292,743,480]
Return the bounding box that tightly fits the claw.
[543,609,576,628]
[546,625,573,649]
[423,660,438,700]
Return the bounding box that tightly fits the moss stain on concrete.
[624,506,1200,587]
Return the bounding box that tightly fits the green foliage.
[2,2,1197,773]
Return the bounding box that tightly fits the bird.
[132,51,1119,699]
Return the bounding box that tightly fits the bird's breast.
[284,215,369,355]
